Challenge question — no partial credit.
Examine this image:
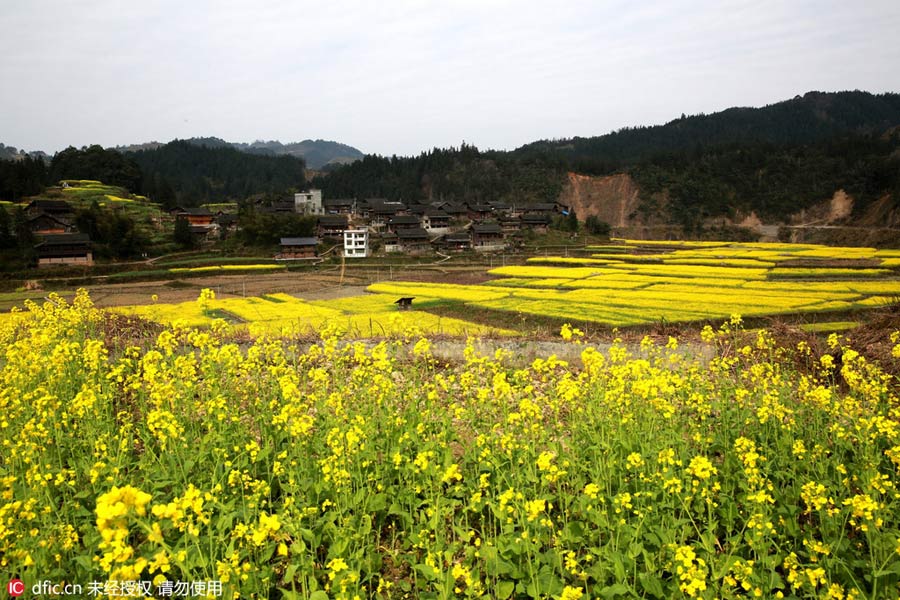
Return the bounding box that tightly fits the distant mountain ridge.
[116,137,364,170]
[0,143,49,162]
[512,90,900,169]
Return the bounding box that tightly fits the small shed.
[394,297,415,311]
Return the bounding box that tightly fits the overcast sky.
[1,0,899,157]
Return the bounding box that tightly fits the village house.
[519,203,559,216]
[294,190,324,215]
[407,203,429,216]
[471,223,506,251]
[441,203,469,221]
[395,228,431,253]
[317,215,349,238]
[33,233,93,267]
[356,198,390,219]
[434,232,472,252]
[422,210,450,234]
[343,229,369,258]
[277,237,319,259]
[28,213,75,235]
[499,215,522,234]
[257,201,296,214]
[323,198,356,215]
[386,215,422,233]
[521,214,552,232]
[174,207,215,227]
[368,202,406,229]
[25,199,74,219]
[466,203,494,222]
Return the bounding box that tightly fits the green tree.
[585,215,611,236]
[174,217,193,248]
[0,207,12,248]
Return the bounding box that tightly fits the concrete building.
[294,189,324,215]
[343,229,369,258]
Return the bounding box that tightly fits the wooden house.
[396,228,431,253]
[317,215,348,237]
[278,237,319,259]
[28,213,75,235]
[471,223,506,251]
[34,233,92,267]
[25,199,73,218]
[434,232,472,252]
[386,215,422,233]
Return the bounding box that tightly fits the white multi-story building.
[343,229,369,258]
[294,189,324,215]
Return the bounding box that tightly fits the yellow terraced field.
[113,290,512,338]
[369,241,900,328]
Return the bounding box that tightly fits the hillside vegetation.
[317,91,900,232]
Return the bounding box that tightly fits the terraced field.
[368,240,900,329]
[113,291,513,338]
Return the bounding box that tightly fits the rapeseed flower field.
[115,291,511,339]
[2,290,900,598]
[371,241,900,328]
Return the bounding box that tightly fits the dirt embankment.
[559,172,644,227]
[559,172,899,244]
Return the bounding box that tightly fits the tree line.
[0,141,309,210]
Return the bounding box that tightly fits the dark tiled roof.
[388,215,421,225]
[179,207,213,216]
[444,233,472,243]
[34,233,90,246]
[318,215,348,226]
[27,199,72,212]
[472,223,503,234]
[28,213,70,227]
[522,203,558,212]
[323,198,355,207]
[280,237,319,246]
[396,228,430,240]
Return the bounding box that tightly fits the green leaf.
[496,581,515,600]
[308,591,329,600]
[284,564,299,582]
[627,541,644,559]
[611,552,627,582]
[598,583,631,599]
[638,573,664,598]
[368,493,388,512]
[413,563,439,581]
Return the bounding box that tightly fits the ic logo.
[7,580,24,597]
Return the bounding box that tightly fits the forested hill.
[130,141,308,208]
[316,91,900,229]
[120,137,364,170]
[0,142,309,208]
[512,91,900,173]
